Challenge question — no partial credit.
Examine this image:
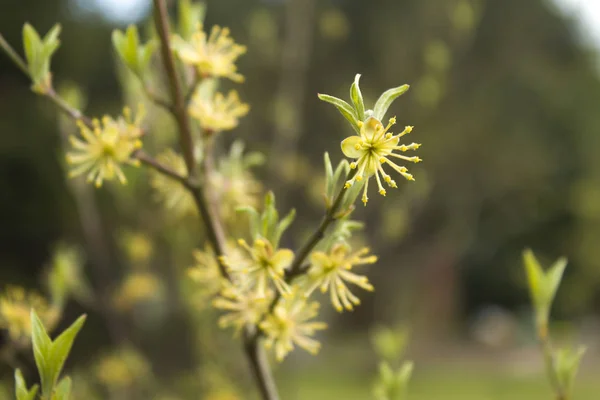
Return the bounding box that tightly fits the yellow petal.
[272,249,294,270]
[341,136,363,158]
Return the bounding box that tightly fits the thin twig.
[0,33,29,76]
[142,83,174,111]
[152,0,196,173]
[135,150,190,187]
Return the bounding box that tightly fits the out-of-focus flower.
[188,245,226,306]
[95,348,150,389]
[260,290,327,361]
[66,106,144,187]
[47,243,93,308]
[189,89,249,133]
[342,117,421,205]
[306,243,377,312]
[150,149,197,218]
[172,24,246,82]
[119,231,154,265]
[210,141,263,222]
[212,281,271,333]
[221,238,293,298]
[113,272,164,311]
[0,286,59,343]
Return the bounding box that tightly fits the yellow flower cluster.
[150,149,197,218]
[0,286,59,343]
[66,106,145,187]
[306,244,377,312]
[173,24,246,82]
[221,238,294,298]
[189,90,249,133]
[341,116,421,205]
[260,291,327,361]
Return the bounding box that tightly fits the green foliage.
[14,370,39,400]
[522,249,567,331]
[31,310,86,399]
[22,23,61,93]
[317,93,360,133]
[555,346,586,395]
[112,25,156,77]
[373,361,414,400]
[237,192,296,248]
[371,325,410,362]
[178,0,207,39]
[350,74,366,121]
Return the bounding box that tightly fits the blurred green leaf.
[318,93,360,133]
[52,377,72,400]
[14,370,38,400]
[350,74,365,121]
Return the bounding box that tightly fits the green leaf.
[555,346,586,394]
[545,256,567,308]
[22,24,41,67]
[324,152,334,199]
[139,40,157,70]
[48,315,86,392]
[31,310,53,397]
[53,377,72,400]
[350,74,365,121]
[179,0,207,39]
[14,370,39,400]
[261,192,279,243]
[237,206,260,239]
[273,209,296,248]
[373,84,410,121]
[523,248,545,310]
[318,93,360,133]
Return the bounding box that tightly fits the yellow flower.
[189,89,249,133]
[341,116,421,205]
[221,238,294,298]
[95,348,150,389]
[172,24,246,82]
[260,291,327,361]
[212,281,271,333]
[120,231,153,265]
[150,149,197,218]
[188,245,226,306]
[0,286,59,343]
[306,244,377,312]
[113,272,164,311]
[66,106,144,187]
[210,142,263,222]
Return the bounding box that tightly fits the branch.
[135,150,189,187]
[151,4,278,399]
[152,0,196,174]
[0,33,29,76]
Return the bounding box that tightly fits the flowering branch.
[151,2,277,399]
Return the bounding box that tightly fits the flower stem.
[151,2,278,399]
[538,322,567,400]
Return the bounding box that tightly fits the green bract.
[14,370,38,400]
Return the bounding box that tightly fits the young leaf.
[47,314,86,392]
[31,310,53,397]
[53,377,72,400]
[179,0,207,39]
[22,23,42,80]
[523,248,545,310]
[545,256,568,309]
[237,206,260,239]
[273,209,296,248]
[317,93,360,133]
[324,152,334,199]
[350,74,365,121]
[555,346,586,395]
[373,84,410,121]
[14,370,39,400]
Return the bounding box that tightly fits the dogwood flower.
[66,106,144,187]
[305,244,377,312]
[341,116,421,205]
[260,290,327,361]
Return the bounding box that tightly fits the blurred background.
[2,0,600,399]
